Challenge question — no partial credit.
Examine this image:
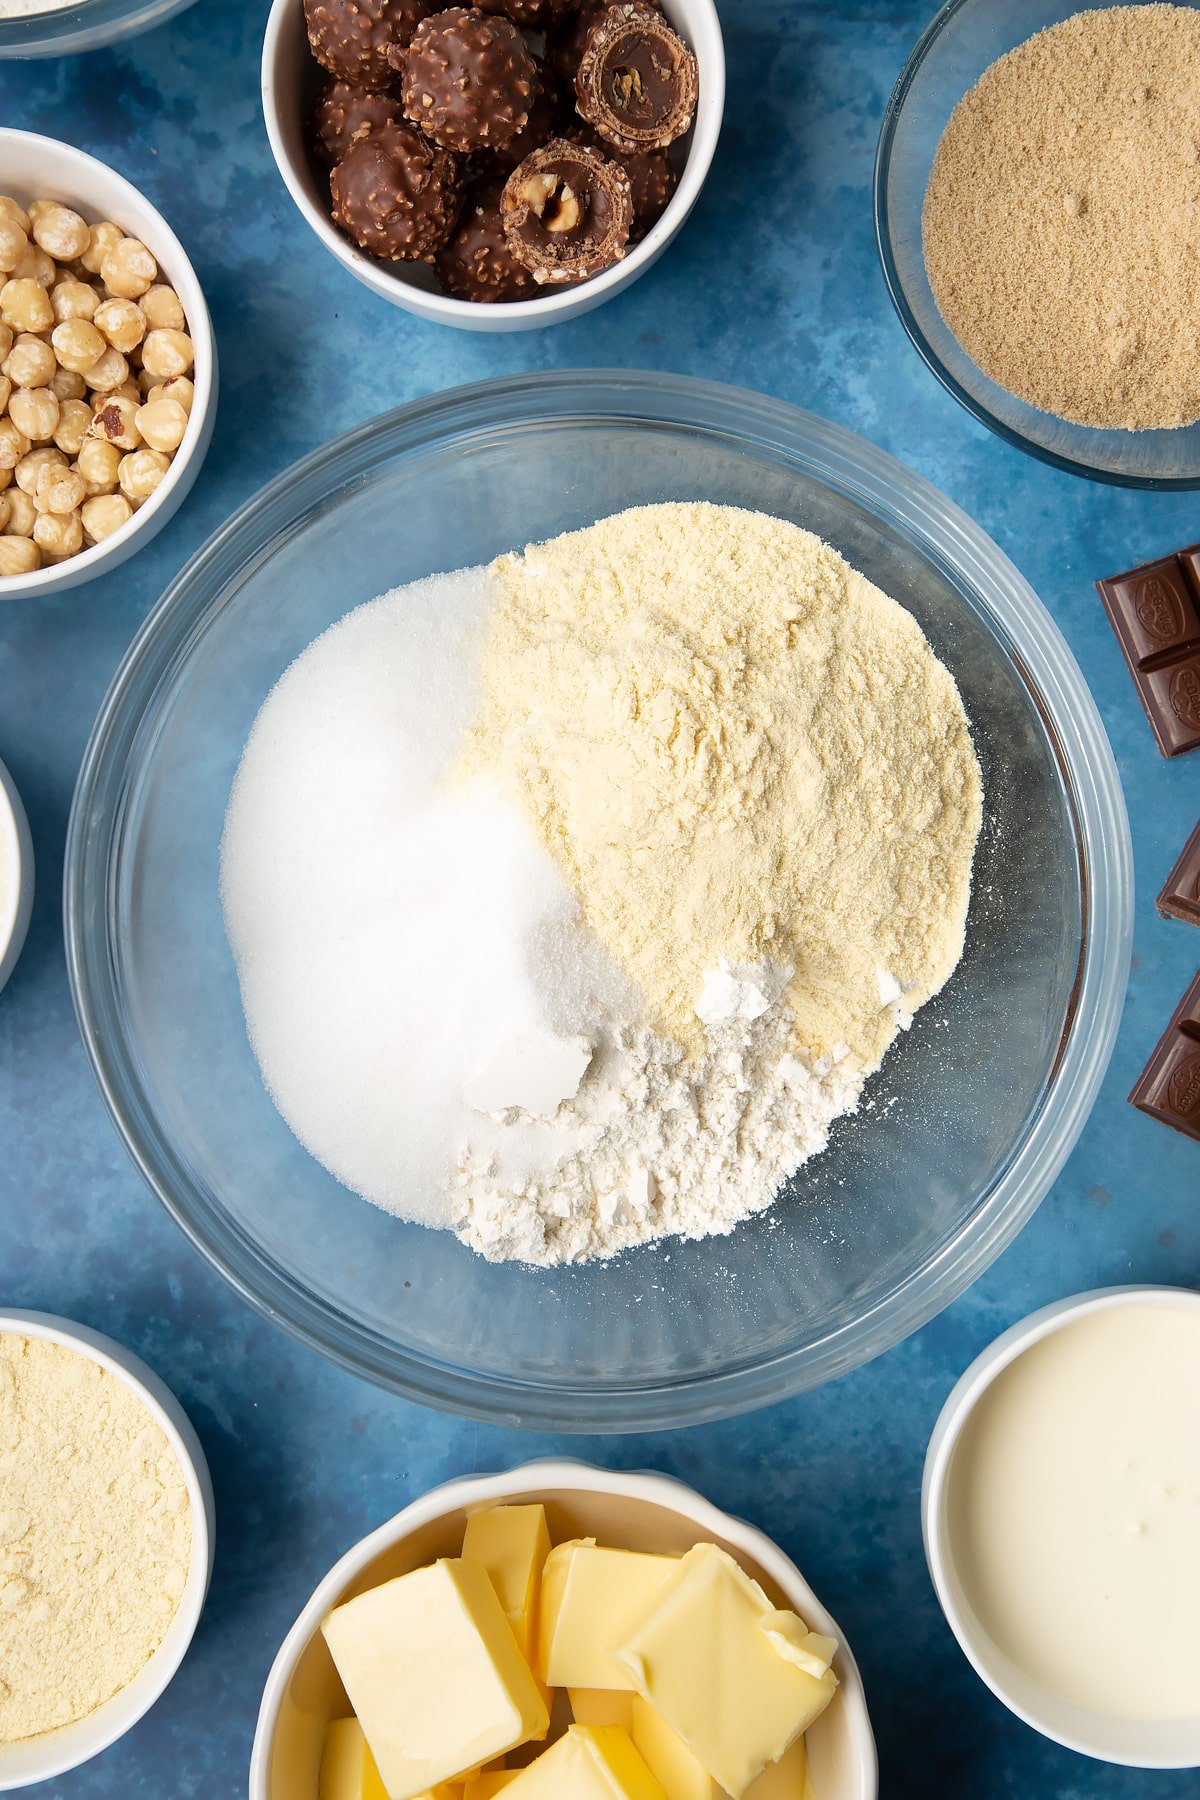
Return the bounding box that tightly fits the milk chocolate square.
[1159,820,1200,926]
[1129,970,1200,1143]
[1097,545,1200,757]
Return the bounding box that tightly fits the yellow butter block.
[321,1558,549,1800]
[462,1776,519,1798]
[320,1718,389,1800]
[538,1540,678,1690]
[742,1734,809,1799]
[630,1697,718,1800]
[462,1505,551,1661]
[613,1544,837,1799]
[571,1689,635,1729]
[504,1725,667,1799]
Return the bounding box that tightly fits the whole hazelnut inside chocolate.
[501,138,633,283]
[401,6,540,155]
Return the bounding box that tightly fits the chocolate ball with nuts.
[331,120,464,259]
[304,0,432,90]
[436,176,538,300]
[475,0,574,30]
[487,55,567,171]
[575,1,697,151]
[401,7,540,155]
[311,80,408,168]
[501,137,632,283]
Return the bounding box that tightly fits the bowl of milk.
[924,1285,1200,1767]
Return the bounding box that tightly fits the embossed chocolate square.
[1097,544,1200,756]
[1159,819,1200,926]
[1129,969,1200,1143]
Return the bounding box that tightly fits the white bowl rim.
[0,127,217,599]
[248,1457,878,1800]
[0,755,32,992]
[260,0,726,329]
[0,1308,215,1790]
[922,1283,1200,1768]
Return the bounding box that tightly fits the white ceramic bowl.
[250,1459,877,1800]
[0,1309,215,1791]
[0,130,217,600]
[261,0,725,332]
[923,1285,1200,1768]
[0,756,32,996]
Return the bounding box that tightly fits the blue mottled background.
[1,2,1198,1795]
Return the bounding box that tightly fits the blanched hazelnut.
[140,328,193,379]
[148,374,195,415]
[100,237,156,299]
[32,508,83,559]
[0,197,31,238]
[48,365,86,402]
[31,204,90,263]
[0,534,40,576]
[15,446,65,494]
[9,244,55,288]
[51,277,100,323]
[53,397,92,456]
[8,386,59,443]
[81,492,132,543]
[82,347,128,393]
[0,278,53,334]
[5,487,34,535]
[75,435,121,493]
[0,218,27,274]
[135,396,188,452]
[93,296,145,354]
[87,393,141,450]
[51,318,106,373]
[0,418,30,470]
[80,220,122,276]
[118,446,169,500]
[140,283,185,331]
[33,461,86,515]
[4,334,57,388]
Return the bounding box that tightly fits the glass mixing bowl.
[874,0,1200,487]
[65,372,1132,1430]
[0,0,197,58]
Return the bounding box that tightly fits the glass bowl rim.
[63,369,1134,1430]
[872,0,1200,491]
[0,0,198,57]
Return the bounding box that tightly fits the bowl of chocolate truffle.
[261,0,724,329]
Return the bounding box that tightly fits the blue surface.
[0,2,1197,1795]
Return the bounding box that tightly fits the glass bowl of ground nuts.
[0,130,216,599]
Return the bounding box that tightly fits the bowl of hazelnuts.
[0,130,216,599]
[261,0,723,329]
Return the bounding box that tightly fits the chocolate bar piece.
[1096,545,1200,756]
[1159,819,1200,926]
[1129,969,1200,1143]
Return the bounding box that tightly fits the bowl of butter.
[250,1460,876,1800]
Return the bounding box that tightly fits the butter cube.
[742,1735,809,1799]
[504,1726,667,1799]
[463,1777,518,1798]
[321,1558,549,1800]
[462,1506,551,1660]
[538,1541,678,1690]
[630,1697,717,1800]
[571,1689,635,1729]
[319,1718,389,1800]
[613,1544,837,1798]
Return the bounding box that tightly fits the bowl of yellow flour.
[64,372,1132,1428]
[0,1311,213,1789]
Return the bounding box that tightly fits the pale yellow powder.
[0,1333,193,1743]
[462,503,982,1069]
[923,5,1200,431]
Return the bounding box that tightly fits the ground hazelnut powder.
[923,4,1200,431]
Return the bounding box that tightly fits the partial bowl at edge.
[0,129,217,599]
[260,0,725,332]
[0,1309,214,1792]
[249,1460,878,1800]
